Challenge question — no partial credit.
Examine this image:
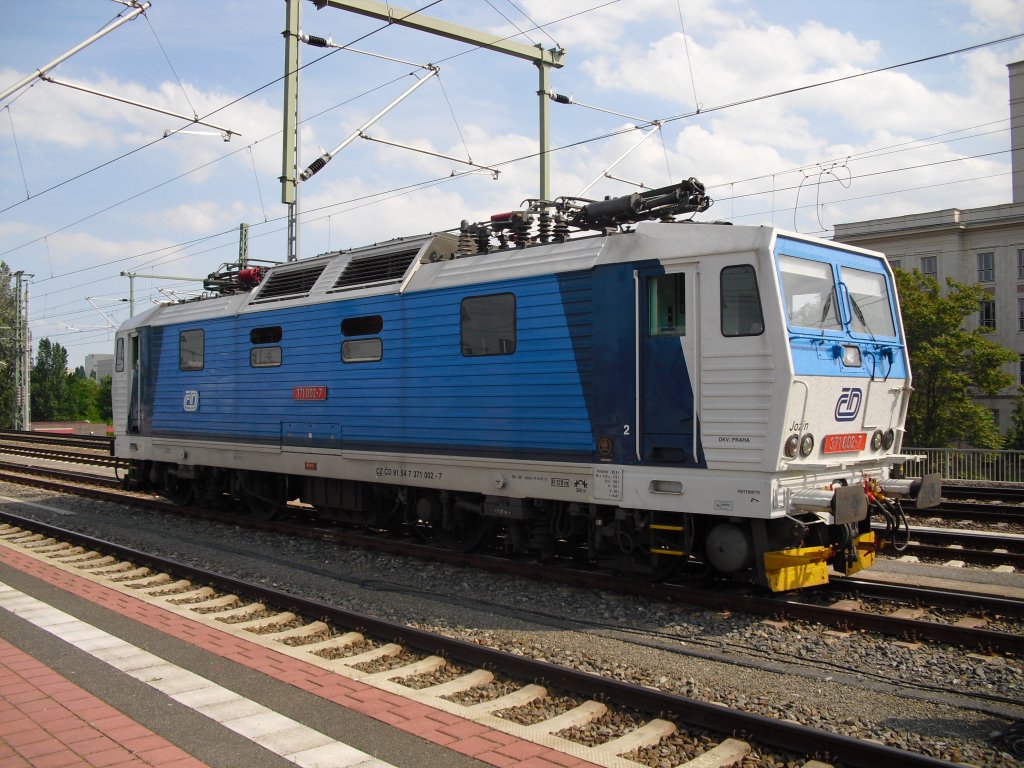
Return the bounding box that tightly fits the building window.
[888,258,901,271]
[977,251,995,282]
[1019,298,1024,331]
[1018,249,1024,280]
[920,255,936,277]
[648,274,686,336]
[979,299,996,330]
[1020,355,1024,386]
[179,329,204,371]
[461,293,516,356]
[721,265,764,336]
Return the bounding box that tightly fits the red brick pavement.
[0,636,207,768]
[0,545,601,768]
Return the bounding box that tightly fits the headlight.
[799,433,815,457]
[882,429,895,449]
[784,434,799,458]
[842,345,862,367]
[871,430,883,450]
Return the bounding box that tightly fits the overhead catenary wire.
[0,0,447,218]
[142,11,198,120]
[675,0,701,112]
[3,106,30,199]
[7,6,1023,312]
[28,145,1017,322]
[3,2,1015,231]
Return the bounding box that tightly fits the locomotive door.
[126,331,141,434]
[637,266,699,464]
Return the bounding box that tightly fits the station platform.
[0,535,599,768]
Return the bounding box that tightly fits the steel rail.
[0,429,114,451]
[1,465,1021,653]
[0,509,955,768]
[942,484,1024,503]
[898,542,1024,569]
[0,447,119,467]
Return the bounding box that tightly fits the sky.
[1,0,1023,370]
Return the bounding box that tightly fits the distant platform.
[29,421,113,436]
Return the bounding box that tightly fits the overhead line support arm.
[309,0,564,200]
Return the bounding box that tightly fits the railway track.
[0,429,119,468]
[0,428,114,451]
[0,513,966,768]
[0,461,1021,656]
[881,526,1024,569]
[942,484,1024,504]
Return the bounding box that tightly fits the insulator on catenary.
[300,156,327,181]
[304,35,329,47]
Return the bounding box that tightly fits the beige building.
[834,60,1024,433]
[84,353,114,382]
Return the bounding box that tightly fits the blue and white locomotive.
[112,179,938,590]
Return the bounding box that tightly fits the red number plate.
[292,385,327,401]
[822,433,867,453]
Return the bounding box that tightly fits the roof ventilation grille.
[251,264,327,303]
[332,249,418,291]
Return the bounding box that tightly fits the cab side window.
[179,329,204,371]
[648,274,685,336]
[721,265,764,336]
[461,294,516,356]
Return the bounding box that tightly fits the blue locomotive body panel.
[138,262,702,467]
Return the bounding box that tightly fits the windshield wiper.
[849,295,876,340]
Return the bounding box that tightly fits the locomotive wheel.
[162,470,194,506]
[436,510,491,552]
[240,472,284,521]
[647,554,681,581]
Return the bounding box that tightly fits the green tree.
[96,375,113,422]
[896,269,1015,448]
[0,263,18,428]
[68,368,101,422]
[30,338,72,422]
[1005,391,1024,450]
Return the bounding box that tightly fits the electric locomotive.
[112,179,938,590]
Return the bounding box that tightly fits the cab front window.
[779,255,841,332]
[842,267,896,337]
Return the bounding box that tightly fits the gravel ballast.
[2,482,1022,766]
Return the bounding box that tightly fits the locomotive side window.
[250,326,282,344]
[115,337,125,372]
[342,338,383,363]
[721,265,764,336]
[779,256,841,331]
[179,329,204,371]
[648,274,685,336]
[461,293,516,356]
[250,325,282,368]
[342,315,384,336]
[251,347,282,367]
[341,315,384,363]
